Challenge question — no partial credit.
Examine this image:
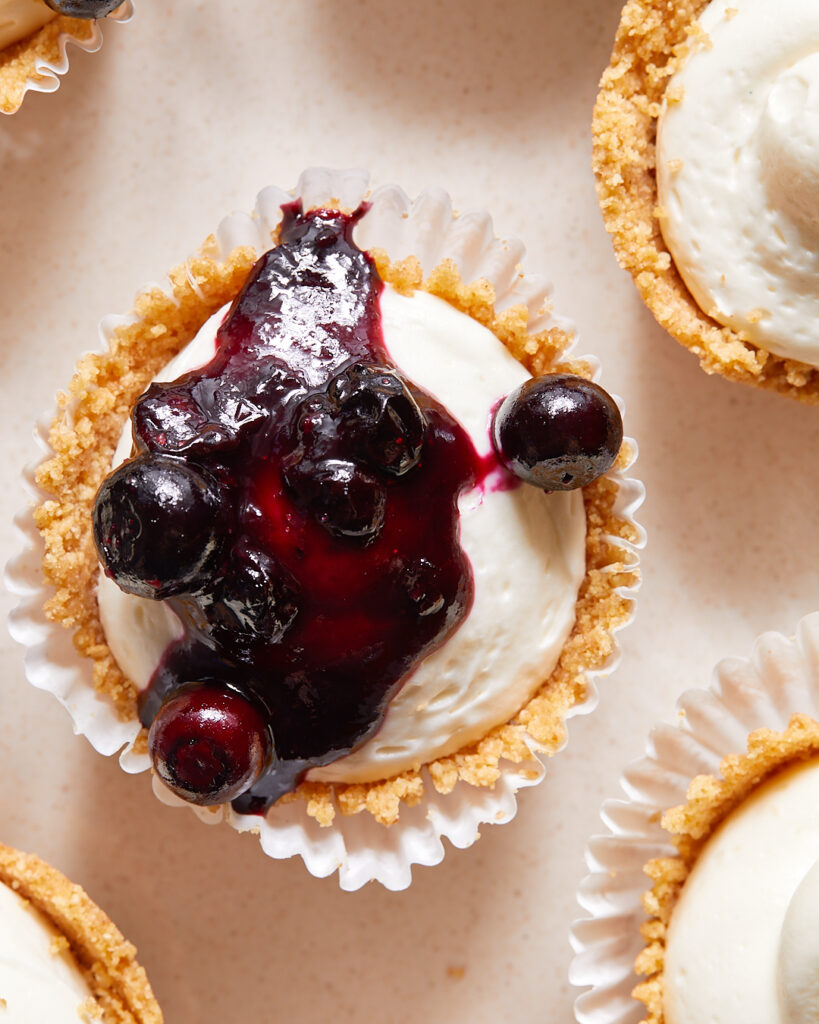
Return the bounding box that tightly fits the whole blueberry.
[148,683,272,806]
[44,0,123,17]
[284,457,386,540]
[290,393,341,463]
[200,542,299,657]
[133,385,241,457]
[92,453,228,599]
[492,374,623,491]
[330,363,426,476]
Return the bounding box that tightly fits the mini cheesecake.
[27,175,641,857]
[593,0,819,402]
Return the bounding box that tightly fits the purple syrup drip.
[135,203,499,813]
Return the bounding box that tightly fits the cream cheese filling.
[97,286,586,784]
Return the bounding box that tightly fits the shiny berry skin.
[200,542,298,657]
[284,457,386,540]
[148,684,272,806]
[133,385,241,457]
[133,365,285,458]
[92,453,227,599]
[290,393,341,462]
[44,0,122,16]
[330,363,426,476]
[492,374,623,491]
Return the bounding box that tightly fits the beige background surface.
[1,0,818,1021]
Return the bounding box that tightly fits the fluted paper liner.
[570,611,819,1023]
[7,168,644,891]
[0,1,132,115]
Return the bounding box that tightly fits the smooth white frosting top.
[656,0,819,369]
[664,757,819,1024]
[0,878,96,1022]
[0,0,55,50]
[97,286,586,783]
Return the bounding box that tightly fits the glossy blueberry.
[134,386,235,457]
[93,453,227,599]
[330,363,426,476]
[44,0,122,17]
[492,374,623,491]
[134,383,260,458]
[148,683,272,806]
[200,542,298,658]
[284,456,386,540]
[290,393,340,462]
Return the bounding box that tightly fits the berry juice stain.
[126,204,493,812]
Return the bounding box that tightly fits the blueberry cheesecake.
[33,184,640,831]
[0,842,162,1022]
[0,0,123,114]
[593,0,819,402]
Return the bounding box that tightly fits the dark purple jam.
[95,203,490,812]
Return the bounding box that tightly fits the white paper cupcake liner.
[570,610,819,1023]
[6,167,644,891]
[0,1,132,115]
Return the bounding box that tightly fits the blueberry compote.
[95,203,488,813]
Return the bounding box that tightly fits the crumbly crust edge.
[0,842,163,1023]
[0,15,95,115]
[633,713,819,1024]
[34,232,640,828]
[592,0,819,403]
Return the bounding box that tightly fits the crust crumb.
[80,999,105,1022]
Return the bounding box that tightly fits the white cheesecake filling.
[97,286,586,783]
[0,0,55,50]
[779,859,819,1024]
[0,879,96,1023]
[664,757,819,1024]
[656,0,819,369]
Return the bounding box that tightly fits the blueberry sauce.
[114,203,491,812]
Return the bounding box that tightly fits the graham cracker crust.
[0,842,163,1022]
[592,0,819,403]
[34,217,639,828]
[634,713,819,1023]
[0,14,95,114]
